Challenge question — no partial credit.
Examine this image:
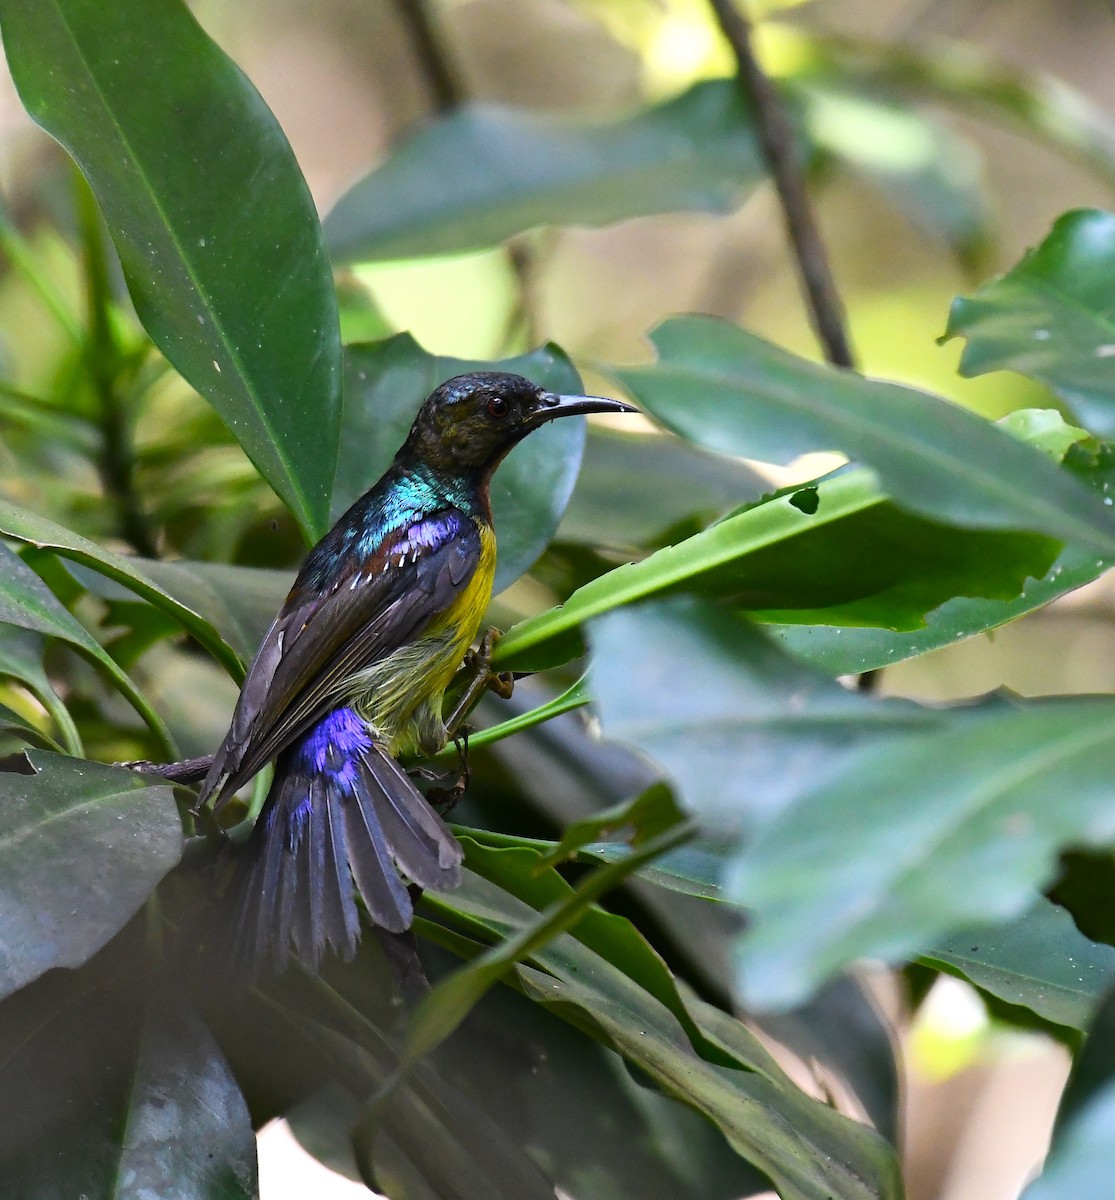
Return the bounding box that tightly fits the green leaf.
[588,597,936,835]
[535,782,682,871]
[579,839,729,900]
[559,425,768,551]
[1023,986,1115,1199]
[799,81,992,267]
[324,80,767,263]
[920,899,1115,1033]
[0,542,172,750]
[0,625,81,755]
[426,843,902,1200]
[0,702,59,751]
[341,335,587,592]
[0,0,342,539]
[948,209,1115,436]
[767,537,1106,675]
[124,559,289,666]
[767,432,1115,674]
[729,697,1115,1010]
[260,955,563,1200]
[0,954,256,1199]
[401,827,689,1069]
[0,499,256,677]
[422,971,771,1200]
[497,467,884,670]
[614,317,1115,554]
[0,751,181,999]
[500,454,1071,672]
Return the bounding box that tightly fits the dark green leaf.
[0,701,60,751]
[756,976,901,1147]
[588,598,936,835]
[0,499,252,677]
[0,952,256,1199]
[131,559,289,666]
[0,624,81,755]
[920,899,1115,1032]
[0,541,172,748]
[765,413,1111,672]
[425,969,770,1200]
[559,426,769,550]
[341,336,586,591]
[767,536,1106,675]
[426,844,902,1200]
[0,0,342,538]
[500,458,1070,672]
[402,827,688,1068]
[948,209,1115,436]
[324,80,767,263]
[497,467,885,670]
[0,751,180,1000]
[579,839,729,900]
[615,317,1115,554]
[536,782,681,870]
[729,697,1115,1010]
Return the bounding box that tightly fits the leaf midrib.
[647,353,1115,553]
[41,0,317,533]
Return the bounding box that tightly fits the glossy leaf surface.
[0,752,180,999]
[949,209,1115,436]
[0,0,342,538]
[921,899,1115,1032]
[615,317,1115,554]
[0,954,255,1199]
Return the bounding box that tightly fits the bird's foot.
[446,628,515,734]
[414,731,470,813]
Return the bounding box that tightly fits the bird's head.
[398,371,636,475]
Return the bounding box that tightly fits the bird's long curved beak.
[529,390,638,426]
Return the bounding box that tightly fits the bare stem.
[121,755,213,785]
[706,0,855,369]
[391,0,465,114]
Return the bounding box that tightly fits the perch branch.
[706,0,855,369]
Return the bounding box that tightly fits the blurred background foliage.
[5,1,1115,1198]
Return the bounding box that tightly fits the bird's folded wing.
[200,507,481,807]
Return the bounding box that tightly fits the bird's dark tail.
[229,706,463,978]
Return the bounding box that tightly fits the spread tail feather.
[229,707,462,978]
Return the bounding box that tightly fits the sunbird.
[197,371,634,975]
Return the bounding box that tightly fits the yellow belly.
[351,521,496,755]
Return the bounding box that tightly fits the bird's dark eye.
[486,396,510,419]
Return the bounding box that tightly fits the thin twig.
[120,755,214,784]
[706,0,855,369]
[391,0,465,114]
[390,0,541,349]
